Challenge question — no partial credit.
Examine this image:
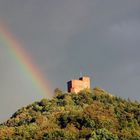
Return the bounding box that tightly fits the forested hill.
[0,87,140,140]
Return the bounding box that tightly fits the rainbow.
[0,23,51,97]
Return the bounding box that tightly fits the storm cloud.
[0,0,140,122]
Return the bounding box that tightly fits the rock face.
[0,87,140,139]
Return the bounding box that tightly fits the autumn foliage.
[0,87,140,139]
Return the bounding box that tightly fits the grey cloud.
[0,0,140,122]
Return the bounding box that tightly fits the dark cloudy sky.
[0,0,140,122]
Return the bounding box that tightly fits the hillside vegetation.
[0,87,140,140]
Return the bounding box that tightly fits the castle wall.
[67,76,90,93]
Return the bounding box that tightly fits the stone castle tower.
[67,76,90,93]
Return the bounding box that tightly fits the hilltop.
[0,87,140,139]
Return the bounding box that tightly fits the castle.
[67,76,90,93]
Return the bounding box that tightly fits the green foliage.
[0,87,140,139]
